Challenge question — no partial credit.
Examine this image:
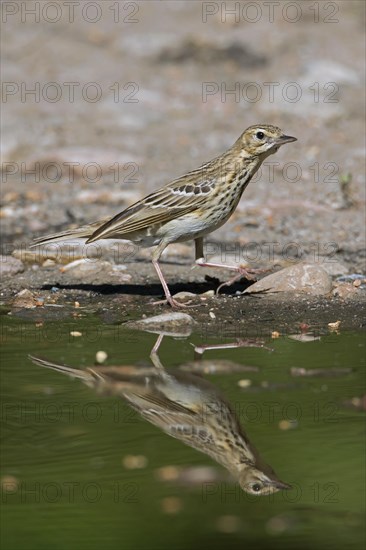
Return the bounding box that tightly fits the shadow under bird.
[29,354,291,496]
[32,125,296,307]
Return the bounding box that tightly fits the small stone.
[0,256,24,278]
[70,331,82,337]
[95,351,108,364]
[271,331,280,339]
[74,301,80,308]
[353,279,361,287]
[209,311,216,319]
[244,263,332,296]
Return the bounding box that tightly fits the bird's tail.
[30,220,106,247]
[29,354,95,383]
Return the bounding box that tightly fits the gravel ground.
[1,1,365,326]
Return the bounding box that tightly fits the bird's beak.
[276,134,297,145]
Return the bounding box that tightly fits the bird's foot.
[149,296,197,308]
[216,266,269,295]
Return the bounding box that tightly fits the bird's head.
[238,464,292,496]
[238,124,297,158]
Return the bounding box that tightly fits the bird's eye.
[252,483,262,493]
[256,131,265,140]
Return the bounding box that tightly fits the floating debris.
[122,455,148,469]
[291,367,353,377]
[70,331,82,337]
[288,334,321,343]
[160,497,183,515]
[278,420,298,431]
[179,360,259,375]
[1,475,19,493]
[216,515,241,534]
[342,395,366,412]
[95,351,108,364]
[155,466,181,482]
[237,379,252,389]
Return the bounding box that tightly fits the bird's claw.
[216,266,269,295]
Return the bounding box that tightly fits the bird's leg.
[194,237,267,294]
[151,242,194,308]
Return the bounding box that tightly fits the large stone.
[244,263,332,296]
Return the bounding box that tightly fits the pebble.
[244,263,332,296]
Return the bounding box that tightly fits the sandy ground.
[1,1,365,325]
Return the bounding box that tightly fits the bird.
[32,125,297,307]
[29,354,291,496]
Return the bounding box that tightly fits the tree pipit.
[33,125,296,307]
[29,354,291,495]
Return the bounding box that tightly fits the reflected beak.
[272,479,292,490]
[276,134,297,145]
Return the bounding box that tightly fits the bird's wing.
[123,388,224,458]
[86,173,215,242]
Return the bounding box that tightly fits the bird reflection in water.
[29,342,290,496]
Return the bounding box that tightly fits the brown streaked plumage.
[29,354,291,496]
[32,125,296,307]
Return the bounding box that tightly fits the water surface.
[1,315,365,550]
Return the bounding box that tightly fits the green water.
[1,314,365,550]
